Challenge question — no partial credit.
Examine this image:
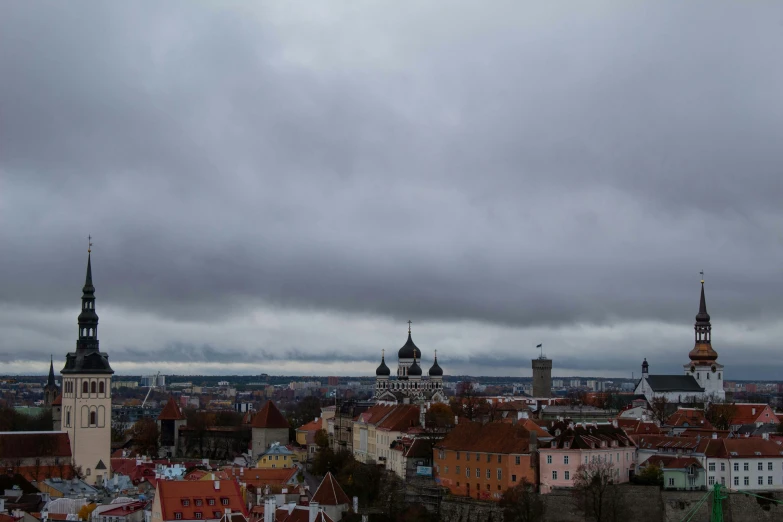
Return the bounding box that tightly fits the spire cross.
[382,348,385,359]
[407,320,412,334]
[700,269,704,284]
[88,235,93,253]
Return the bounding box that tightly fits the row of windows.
[453,452,505,463]
[181,498,226,507]
[552,471,570,480]
[710,462,783,472]
[173,512,224,520]
[445,466,504,480]
[63,379,109,395]
[545,452,630,465]
[454,482,505,491]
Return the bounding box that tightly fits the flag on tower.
[536,344,542,348]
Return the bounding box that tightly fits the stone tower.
[532,356,552,397]
[60,249,114,485]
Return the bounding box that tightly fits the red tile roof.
[158,397,186,421]
[666,408,712,429]
[633,435,711,453]
[99,501,148,517]
[252,401,290,429]
[730,404,780,426]
[663,457,702,470]
[355,405,395,425]
[237,468,298,489]
[377,405,420,432]
[705,438,783,459]
[617,419,663,435]
[157,480,247,522]
[0,432,71,459]
[436,421,534,454]
[310,472,350,506]
[52,394,62,406]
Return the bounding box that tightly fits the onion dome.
[429,350,443,376]
[398,331,421,359]
[376,350,391,376]
[408,358,422,376]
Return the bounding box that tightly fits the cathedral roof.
[428,353,443,376]
[375,353,391,376]
[398,332,421,359]
[644,375,704,393]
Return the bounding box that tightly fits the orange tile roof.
[436,421,533,454]
[521,418,552,438]
[52,394,62,406]
[157,480,247,522]
[252,401,290,429]
[158,396,186,421]
[310,472,350,506]
[355,405,395,424]
[296,420,321,433]
[617,419,663,435]
[241,468,298,488]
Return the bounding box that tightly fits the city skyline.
[2,2,783,379]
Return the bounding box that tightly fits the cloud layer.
[1,1,782,379]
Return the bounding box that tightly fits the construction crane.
[142,371,161,408]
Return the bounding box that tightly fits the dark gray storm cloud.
[2,1,783,378]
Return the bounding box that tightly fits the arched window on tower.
[91,381,96,393]
[99,381,105,394]
[90,410,96,426]
[82,381,88,394]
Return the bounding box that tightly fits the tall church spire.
[47,355,56,387]
[63,245,113,375]
[689,278,717,363]
[77,250,100,353]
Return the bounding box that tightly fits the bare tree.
[573,459,627,522]
[650,396,669,426]
[705,401,738,431]
[500,479,546,522]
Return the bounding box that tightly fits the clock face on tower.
[690,366,695,373]
[711,365,717,373]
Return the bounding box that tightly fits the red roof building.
[729,403,780,428]
[158,397,186,421]
[151,480,247,522]
[0,432,71,466]
[252,402,290,429]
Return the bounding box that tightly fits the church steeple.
[47,355,56,387]
[62,243,113,375]
[689,277,718,363]
[77,250,100,353]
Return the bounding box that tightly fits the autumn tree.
[77,503,97,521]
[500,480,546,522]
[450,381,487,422]
[633,464,663,486]
[572,459,627,522]
[130,417,160,457]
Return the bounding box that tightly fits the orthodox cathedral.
[374,323,447,404]
[635,278,726,404]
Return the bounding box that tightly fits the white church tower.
[60,246,114,485]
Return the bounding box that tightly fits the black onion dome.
[408,359,422,376]
[376,356,391,376]
[398,333,421,359]
[428,357,443,376]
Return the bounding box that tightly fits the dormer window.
[182,500,190,507]
[564,442,569,449]
[551,442,557,449]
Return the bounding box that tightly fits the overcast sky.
[2,1,782,380]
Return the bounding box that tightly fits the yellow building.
[257,442,295,469]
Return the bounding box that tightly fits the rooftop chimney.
[309,501,320,522]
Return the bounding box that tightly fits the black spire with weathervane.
[62,240,114,375]
[689,272,718,364]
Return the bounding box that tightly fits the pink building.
[538,422,636,494]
